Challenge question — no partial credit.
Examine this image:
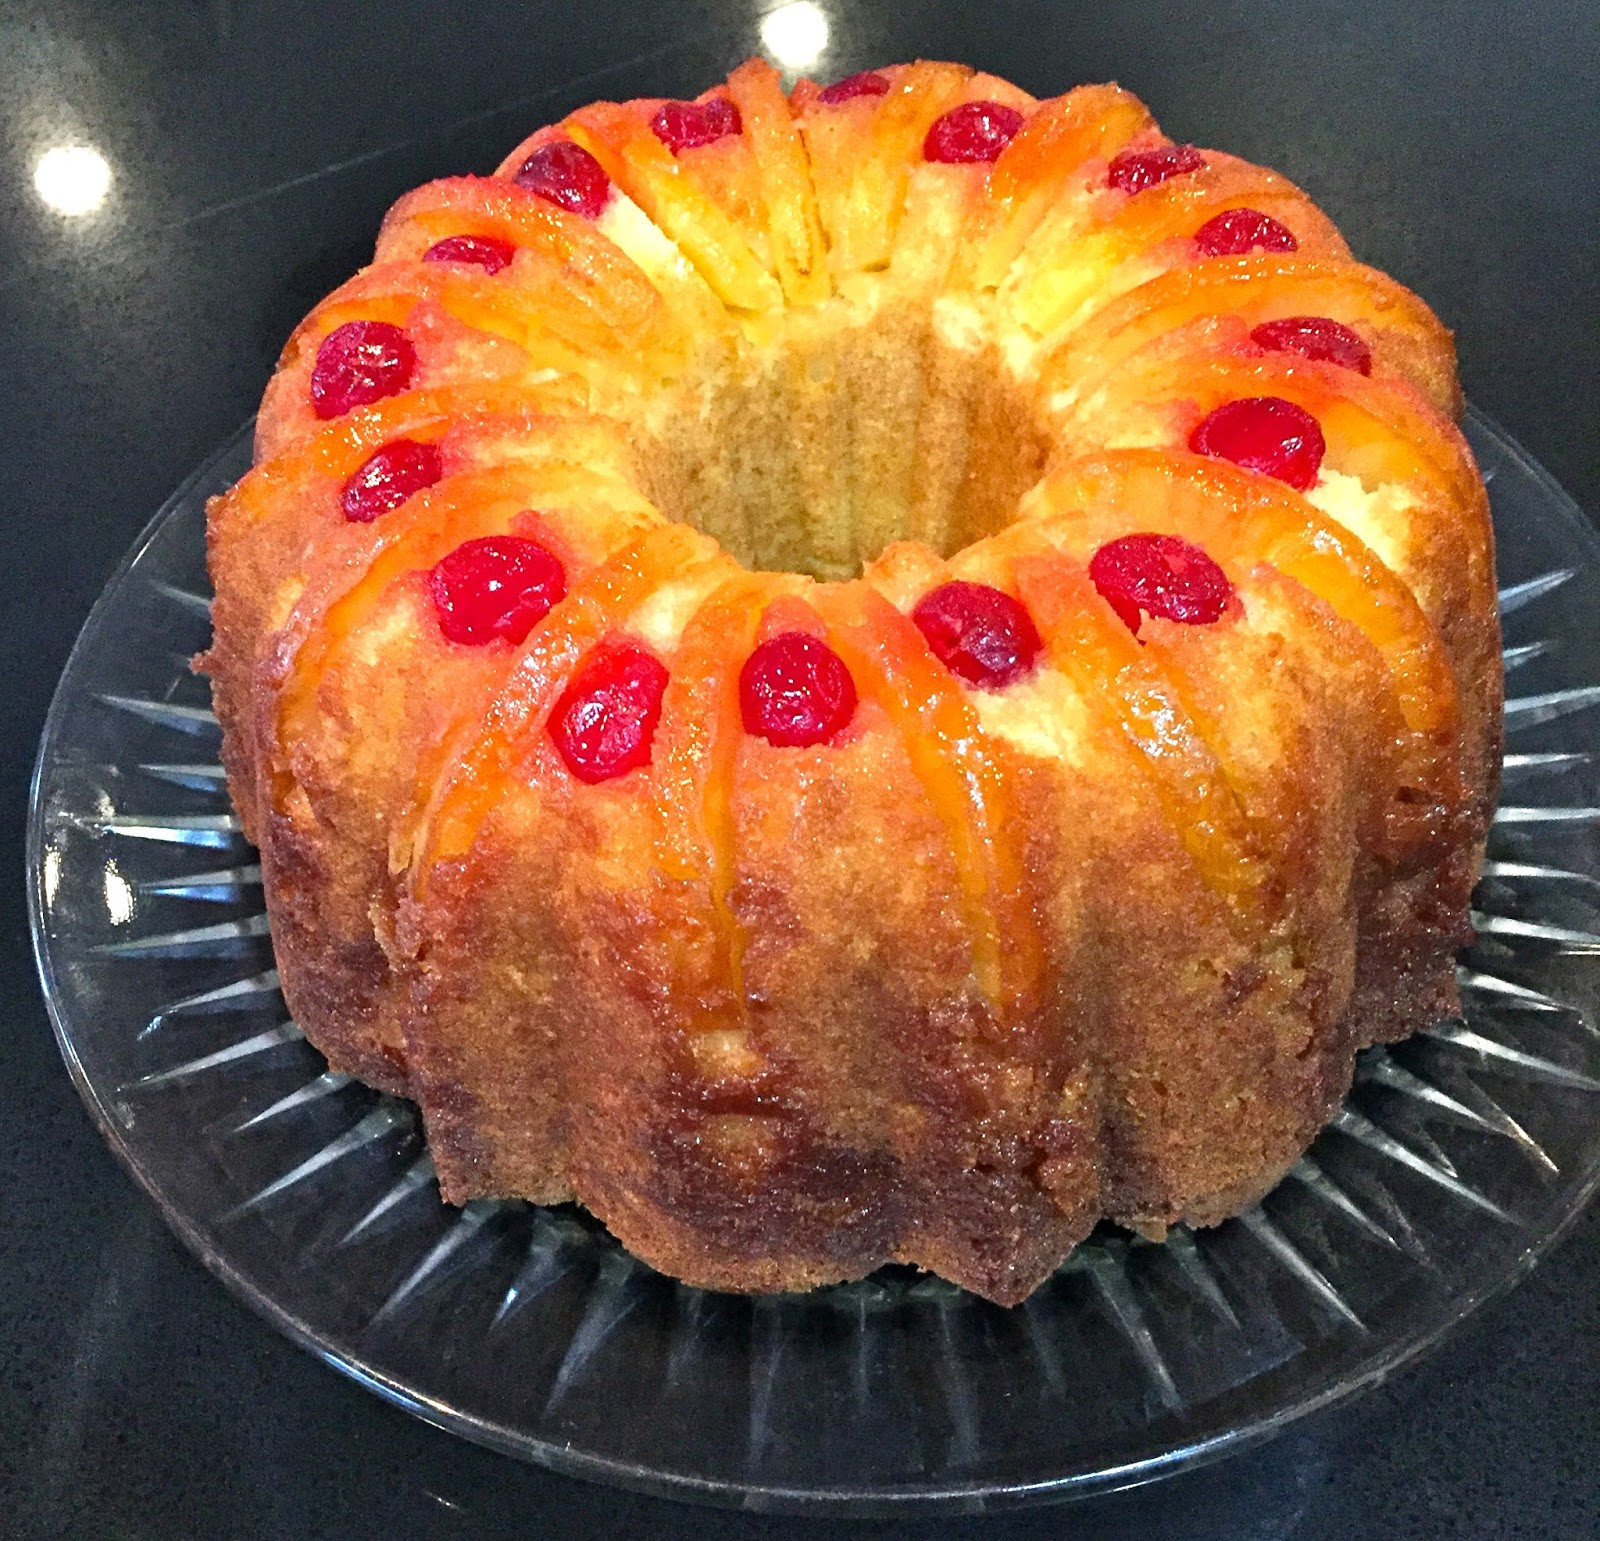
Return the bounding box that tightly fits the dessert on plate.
[201,58,1500,1304]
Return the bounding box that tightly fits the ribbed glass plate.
[28,409,1600,1514]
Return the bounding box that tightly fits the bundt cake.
[201,59,1501,1305]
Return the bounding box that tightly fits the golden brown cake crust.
[200,59,1500,1305]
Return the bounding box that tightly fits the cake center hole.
[637,308,1050,581]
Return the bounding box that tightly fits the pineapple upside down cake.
[201,59,1501,1305]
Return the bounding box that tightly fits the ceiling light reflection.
[103,862,135,925]
[761,2,830,71]
[34,144,112,216]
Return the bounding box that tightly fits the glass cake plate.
[28,409,1600,1514]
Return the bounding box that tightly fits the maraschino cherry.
[310,320,415,419]
[817,71,891,105]
[1089,534,1235,635]
[1106,143,1205,194]
[428,535,566,645]
[912,581,1041,688]
[513,141,611,220]
[740,632,857,747]
[1189,396,1326,490]
[1251,315,1373,375]
[422,234,516,274]
[339,439,442,523]
[651,97,742,153]
[1194,207,1298,257]
[923,101,1024,164]
[550,643,670,782]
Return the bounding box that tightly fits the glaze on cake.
[201,59,1500,1304]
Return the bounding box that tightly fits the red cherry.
[817,71,891,105]
[1251,315,1373,376]
[923,101,1025,164]
[339,439,442,523]
[1193,207,1298,257]
[1089,534,1235,635]
[428,534,566,646]
[651,97,742,153]
[422,234,516,274]
[1189,396,1326,490]
[911,581,1041,689]
[309,320,416,419]
[1106,143,1205,194]
[739,632,857,747]
[550,643,669,783]
[513,141,611,220]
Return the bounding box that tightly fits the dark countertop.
[3,3,1596,1536]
